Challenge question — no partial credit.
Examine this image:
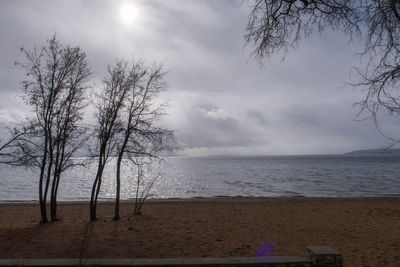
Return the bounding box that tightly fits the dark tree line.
[246,0,400,134]
[1,35,172,223]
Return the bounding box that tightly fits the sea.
[0,154,400,201]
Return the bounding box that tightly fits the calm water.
[0,155,399,201]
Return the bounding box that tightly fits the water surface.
[0,155,399,201]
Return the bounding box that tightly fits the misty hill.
[345,148,400,156]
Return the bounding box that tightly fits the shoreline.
[2,194,400,204]
[1,197,400,266]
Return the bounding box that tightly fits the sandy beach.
[0,197,399,266]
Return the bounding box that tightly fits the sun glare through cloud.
[119,1,138,27]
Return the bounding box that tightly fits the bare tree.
[246,1,359,60]
[112,60,173,220]
[131,158,163,216]
[89,59,173,221]
[49,83,90,221]
[90,61,130,221]
[12,35,91,223]
[246,0,400,131]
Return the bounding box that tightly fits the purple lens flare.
[256,243,275,258]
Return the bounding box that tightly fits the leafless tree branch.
[246,0,400,142]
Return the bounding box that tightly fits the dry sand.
[0,197,399,266]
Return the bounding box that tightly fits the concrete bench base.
[0,246,342,267]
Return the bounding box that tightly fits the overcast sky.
[0,0,399,156]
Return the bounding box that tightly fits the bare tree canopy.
[12,35,91,222]
[246,0,400,131]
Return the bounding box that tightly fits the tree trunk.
[50,140,62,222]
[50,187,57,221]
[94,174,102,215]
[50,199,57,221]
[38,132,49,223]
[39,199,48,223]
[50,165,58,221]
[50,171,60,222]
[115,127,131,220]
[90,164,100,221]
[134,167,141,215]
[90,175,99,221]
[114,154,123,220]
[51,171,61,221]
[39,171,48,223]
[90,158,105,221]
[44,150,53,220]
[40,166,52,223]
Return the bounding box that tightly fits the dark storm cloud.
[0,0,397,155]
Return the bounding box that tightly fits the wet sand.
[0,197,399,266]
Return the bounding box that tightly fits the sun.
[119,1,138,26]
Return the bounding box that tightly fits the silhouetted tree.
[113,60,172,220]
[246,0,400,131]
[49,81,90,221]
[89,59,173,221]
[131,158,164,216]
[0,127,30,161]
[90,61,130,221]
[12,35,91,223]
[115,62,173,219]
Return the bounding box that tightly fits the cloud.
[0,0,396,156]
[247,109,268,128]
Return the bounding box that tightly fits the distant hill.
[345,148,400,156]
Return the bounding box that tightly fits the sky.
[0,0,399,156]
